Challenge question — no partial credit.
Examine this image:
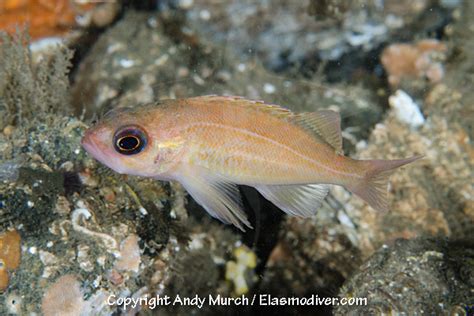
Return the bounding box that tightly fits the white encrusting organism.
[389,90,425,128]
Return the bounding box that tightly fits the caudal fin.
[347,156,423,212]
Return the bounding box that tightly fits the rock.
[114,234,141,273]
[335,238,474,315]
[259,215,362,302]
[184,0,406,71]
[41,274,86,316]
[183,0,454,82]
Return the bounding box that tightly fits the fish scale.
[185,118,332,184]
[82,95,421,230]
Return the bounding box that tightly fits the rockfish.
[81,96,420,230]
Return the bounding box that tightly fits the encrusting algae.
[381,39,447,86]
[82,95,421,230]
[0,229,21,292]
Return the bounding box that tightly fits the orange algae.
[0,229,21,291]
[0,0,96,40]
[381,39,446,86]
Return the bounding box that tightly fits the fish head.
[81,107,167,177]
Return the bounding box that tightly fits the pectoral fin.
[178,171,252,231]
[255,183,329,217]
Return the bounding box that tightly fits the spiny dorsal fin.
[290,110,343,154]
[192,95,293,120]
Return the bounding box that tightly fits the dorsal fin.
[191,95,293,120]
[290,110,343,154]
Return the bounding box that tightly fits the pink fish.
[81,96,421,230]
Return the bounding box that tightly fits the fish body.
[82,96,420,230]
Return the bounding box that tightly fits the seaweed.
[0,30,73,130]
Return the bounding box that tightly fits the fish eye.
[113,126,147,155]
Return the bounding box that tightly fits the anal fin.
[178,171,252,231]
[255,183,329,217]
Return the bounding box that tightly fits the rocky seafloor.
[0,0,472,315]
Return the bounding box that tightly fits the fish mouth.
[81,130,128,174]
[81,130,97,155]
[81,131,108,164]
